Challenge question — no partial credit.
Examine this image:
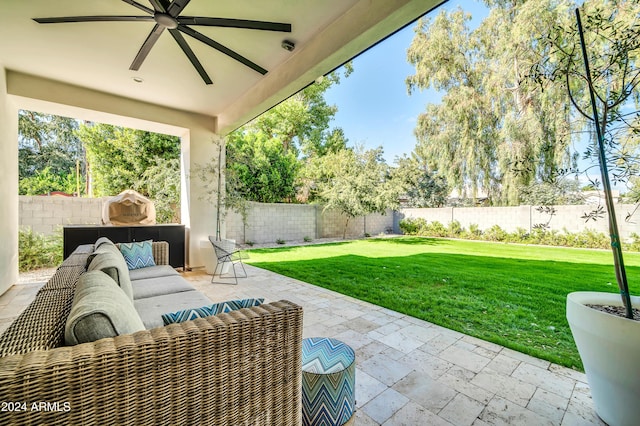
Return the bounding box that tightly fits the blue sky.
[324,0,489,164]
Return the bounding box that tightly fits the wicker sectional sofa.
[0,241,303,426]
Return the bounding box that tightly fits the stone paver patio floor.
[1,264,605,426]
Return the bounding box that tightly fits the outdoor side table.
[301,337,356,426]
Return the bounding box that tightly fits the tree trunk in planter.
[566,292,640,426]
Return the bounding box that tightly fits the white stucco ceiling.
[0,0,446,133]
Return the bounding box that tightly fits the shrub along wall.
[398,205,640,251]
[399,204,640,242]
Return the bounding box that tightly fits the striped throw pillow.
[119,240,156,270]
[162,298,265,325]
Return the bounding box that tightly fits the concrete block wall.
[398,204,640,241]
[401,207,453,228]
[19,196,106,235]
[455,205,531,233]
[319,209,362,238]
[363,210,394,235]
[225,202,319,244]
[225,203,394,243]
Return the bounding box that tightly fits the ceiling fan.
[33,0,292,85]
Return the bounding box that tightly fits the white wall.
[0,72,220,291]
[0,67,19,295]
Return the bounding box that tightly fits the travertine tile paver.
[398,324,441,342]
[362,388,409,424]
[356,409,381,425]
[333,328,374,350]
[439,345,493,373]
[3,264,604,426]
[472,368,537,407]
[527,388,569,424]
[359,353,413,386]
[358,340,396,362]
[511,362,576,399]
[392,370,457,412]
[420,332,459,355]
[485,353,522,376]
[479,396,555,426]
[400,348,454,380]
[439,393,486,426]
[375,330,425,354]
[500,347,551,369]
[346,316,382,334]
[438,372,495,406]
[356,369,388,408]
[383,400,454,426]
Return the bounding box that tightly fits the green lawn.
[245,237,640,370]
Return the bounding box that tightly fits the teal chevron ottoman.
[301,337,356,426]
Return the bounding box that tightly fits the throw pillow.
[162,298,265,325]
[119,240,156,270]
[65,270,145,345]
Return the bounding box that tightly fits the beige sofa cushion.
[129,264,179,281]
[65,271,145,345]
[131,275,196,300]
[134,290,213,330]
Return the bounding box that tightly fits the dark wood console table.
[63,224,186,269]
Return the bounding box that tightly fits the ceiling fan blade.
[149,0,170,13]
[33,16,154,24]
[130,24,165,70]
[121,0,154,14]
[168,29,212,85]
[178,17,291,32]
[167,0,192,17]
[178,25,267,75]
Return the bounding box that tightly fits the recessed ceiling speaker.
[281,40,295,52]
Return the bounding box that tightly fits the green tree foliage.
[225,132,299,203]
[406,1,578,205]
[19,167,79,196]
[18,110,84,195]
[226,67,352,203]
[518,178,584,205]
[533,1,640,188]
[313,146,400,238]
[392,155,449,207]
[78,123,181,222]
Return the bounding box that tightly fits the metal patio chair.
[209,236,247,285]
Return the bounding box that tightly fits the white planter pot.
[566,291,640,426]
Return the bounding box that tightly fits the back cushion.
[87,243,134,300]
[65,271,145,345]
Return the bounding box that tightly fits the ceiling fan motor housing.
[154,13,178,29]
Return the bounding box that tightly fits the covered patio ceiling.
[0,0,447,134]
[0,0,449,294]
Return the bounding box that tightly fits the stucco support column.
[0,67,19,295]
[183,130,222,269]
